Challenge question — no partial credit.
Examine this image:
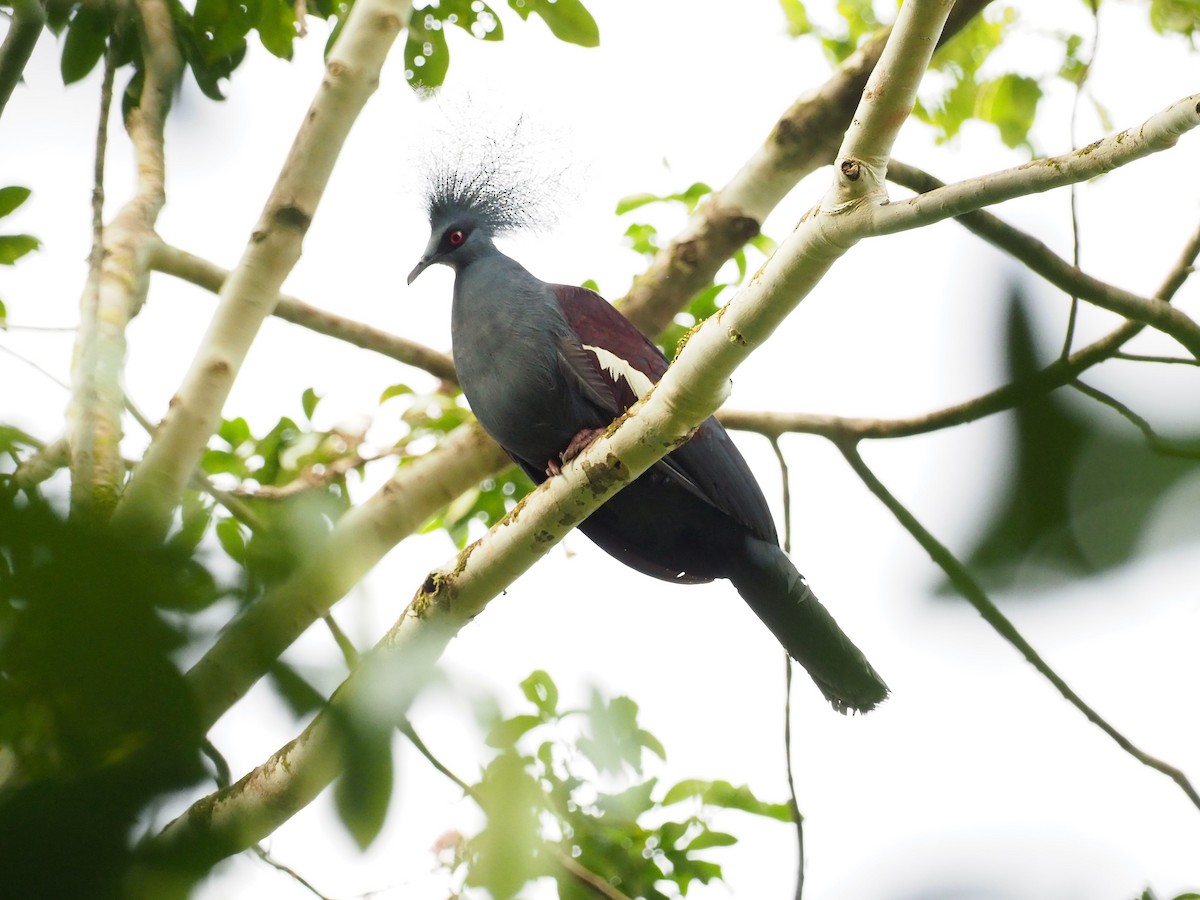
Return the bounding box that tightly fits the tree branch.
[68,5,176,518]
[146,0,961,860]
[718,219,1200,442]
[873,95,1200,356]
[836,439,1200,813]
[616,0,994,336]
[113,0,415,540]
[887,159,1197,355]
[147,240,458,382]
[185,420,509,730]
[0,0,44,120]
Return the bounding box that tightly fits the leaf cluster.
[436,670,791,899]
[0,496,210,897]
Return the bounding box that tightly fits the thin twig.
[836,438,1200,814]
[1113,352,1200,367]
[1071,379,1200,459]
[719,220,1200,442]
[147,240,458,383]
[1060,0,1100,359]
[769,437,804,900]
[250,845,333,900]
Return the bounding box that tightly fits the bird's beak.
[407,257,433,285]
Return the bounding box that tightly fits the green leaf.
[614,192,660,215]
[467,752,549,898]
[778,0,811,36]
[217,416,252,449]
[637,728,666,762]
[578,692,645,776]
[520,669,559,719]
[435,0,505,41]
[0,235,40,265]
[379,383,414,403]
[686,830,737,850]
[257,0,298,59]
[978,73,1043,150]
[215,517,247,564]
[0,186,31,219]
[301,387,321,421]
[0,298,7,323]
[405,10,450,89]
[661,779,793,822]
[333,714,394,849]
[485,713,543,748]
[1149,0,1200,42]
[945,291,1200,593]
[595,778,657,821]
[508,0,599,47]
[268,661,327,716]
[169,491,213,555]
[61,5,110,85]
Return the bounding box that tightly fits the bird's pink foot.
[545,427,606,476]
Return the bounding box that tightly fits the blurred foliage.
[0,186,39,320]
[436,670,791,899]
[1148,0,1200,43]
[947,291,1200,594]
[0,495,210,897]
[43,0,599,107]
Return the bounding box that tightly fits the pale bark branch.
[616,0,994,337]
[147,240,458,382]
[0,0,43,120]
[872,95,1200,356]
[68,1,179,517]
[113,0,414,539]
[185,421,508,730]
[719,219,1200,442]
[836,440,1200,813]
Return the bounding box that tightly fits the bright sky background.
[2,1,1200,898]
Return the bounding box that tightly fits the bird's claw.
[545,427,606,477]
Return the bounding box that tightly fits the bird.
[407,143,888,713]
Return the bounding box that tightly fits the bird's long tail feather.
[727,537,889,714]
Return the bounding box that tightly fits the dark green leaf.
[333,715,394,849]
[169,491,214,555]
[268,660,327,716]
[257,0,298,58]
[0,186,31,219]
[61,5,110,85]
[404,11,450,89]
[215,516,247,564]
[946,291,1200,593]
[0,235,40,265]
[508,0,599,47]
[520,669,559,719]
[433,0,504,41]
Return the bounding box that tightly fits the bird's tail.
[727,536,889,714]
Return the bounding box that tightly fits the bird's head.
[408,112,570,286]
[407,214,488,284]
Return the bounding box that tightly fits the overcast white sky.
[2,1,1199,898]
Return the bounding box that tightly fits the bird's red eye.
[448,229,465,247]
